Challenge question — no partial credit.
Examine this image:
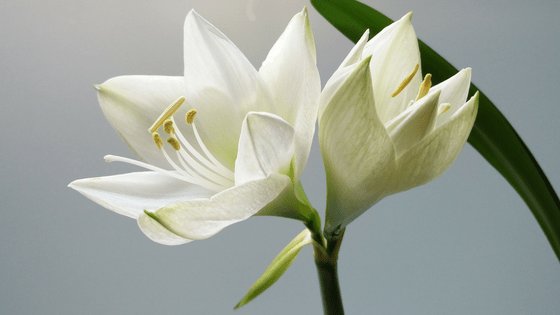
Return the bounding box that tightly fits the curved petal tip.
[404,11,413,21]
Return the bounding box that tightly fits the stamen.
[416,73,432,101]
[186,109,197,125]
[172,117,235,180]
[175,151,202,178]
[160,148,226,192]
[191,122,235,177]
[152,132,163,149]
[174,150,232,188]
[141,99,235,191]
[164,119,175,134]
[105,116,233,193]
[161,150,227,191]
[104,154,196,184]
[159,149,196,180]
[438,103,451,115]
[149,96,185,133]
[167,137,181,150]
[174,139,234,186]
[391,63,419,98]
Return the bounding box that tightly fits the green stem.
[314,229,345,315]
[305,219,326,249]
[315,258,344,314]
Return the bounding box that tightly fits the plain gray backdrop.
[1,0,559,314]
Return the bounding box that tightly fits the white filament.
[107,97,237,192]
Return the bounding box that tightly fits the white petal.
[235,112,295,185]
[337,30,370,69]
[137,213,193,245]
[258,8,320,183]
[391,92,479,193]
[68,171,215,218]
[387,90,441,156]
[141,174,292,240]
[182,11,275,168]
[363,12,422,123]
[432,68,472,127]
[319,57,396,234]
[96,76,190,169]
[319,63,362,122]
[319,31,370,123]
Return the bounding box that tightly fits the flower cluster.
[69,9,477,244]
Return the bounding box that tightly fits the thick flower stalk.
[69,9,320,245]
[319,12,479,236]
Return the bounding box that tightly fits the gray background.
[1,0,559,314]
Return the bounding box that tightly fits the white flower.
[319,12,479,235]
[69,9,320,245]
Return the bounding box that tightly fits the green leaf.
[234,229,314,310]
[311,0,560,263]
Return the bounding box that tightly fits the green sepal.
[234,228,314,310]
[311,0,560,263]
[296,182,321,227]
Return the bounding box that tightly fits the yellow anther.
[152,132,164,149]
[438,103,451,115]
[186,109,197,125]
[391,63,419,98]
[148,96,186,133]
[163,119,175,134]
[167,137,181,151]
[416,73,432,101]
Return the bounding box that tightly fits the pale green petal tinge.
[137,213,193,246]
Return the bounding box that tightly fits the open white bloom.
[69,9,320,245]
[319,13,479,235]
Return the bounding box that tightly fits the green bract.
[319,13,479,235]
[69,9,320,245]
